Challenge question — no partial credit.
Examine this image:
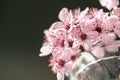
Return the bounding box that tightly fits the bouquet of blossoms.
[39,0,120,80]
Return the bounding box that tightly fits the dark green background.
[1,0,114,80]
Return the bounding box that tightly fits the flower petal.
[39,45,52,56]
[61,48,72,61]
[64,62,72,75]
[105,41,120,52]
[58,8,71,23]
[49,21,64,31]
[57,70,64,80]
[91,46,105,58]
[100,33,116,44]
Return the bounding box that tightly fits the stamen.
[95,27,102,33]
[58,59,65,67]
[80,33,87,41]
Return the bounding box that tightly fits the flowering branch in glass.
[39,0,120,80]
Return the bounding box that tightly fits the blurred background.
[0,0,111,80]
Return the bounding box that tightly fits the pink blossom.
[49,57,72,80]
[39,2,120,80]
[39,25,68,57]
[80,9,118,44]
[99,0,119,10]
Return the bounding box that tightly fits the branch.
[77,56,120,74]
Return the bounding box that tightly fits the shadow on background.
[1,0,103,80]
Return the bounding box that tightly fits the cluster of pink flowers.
[39,0,120,80]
